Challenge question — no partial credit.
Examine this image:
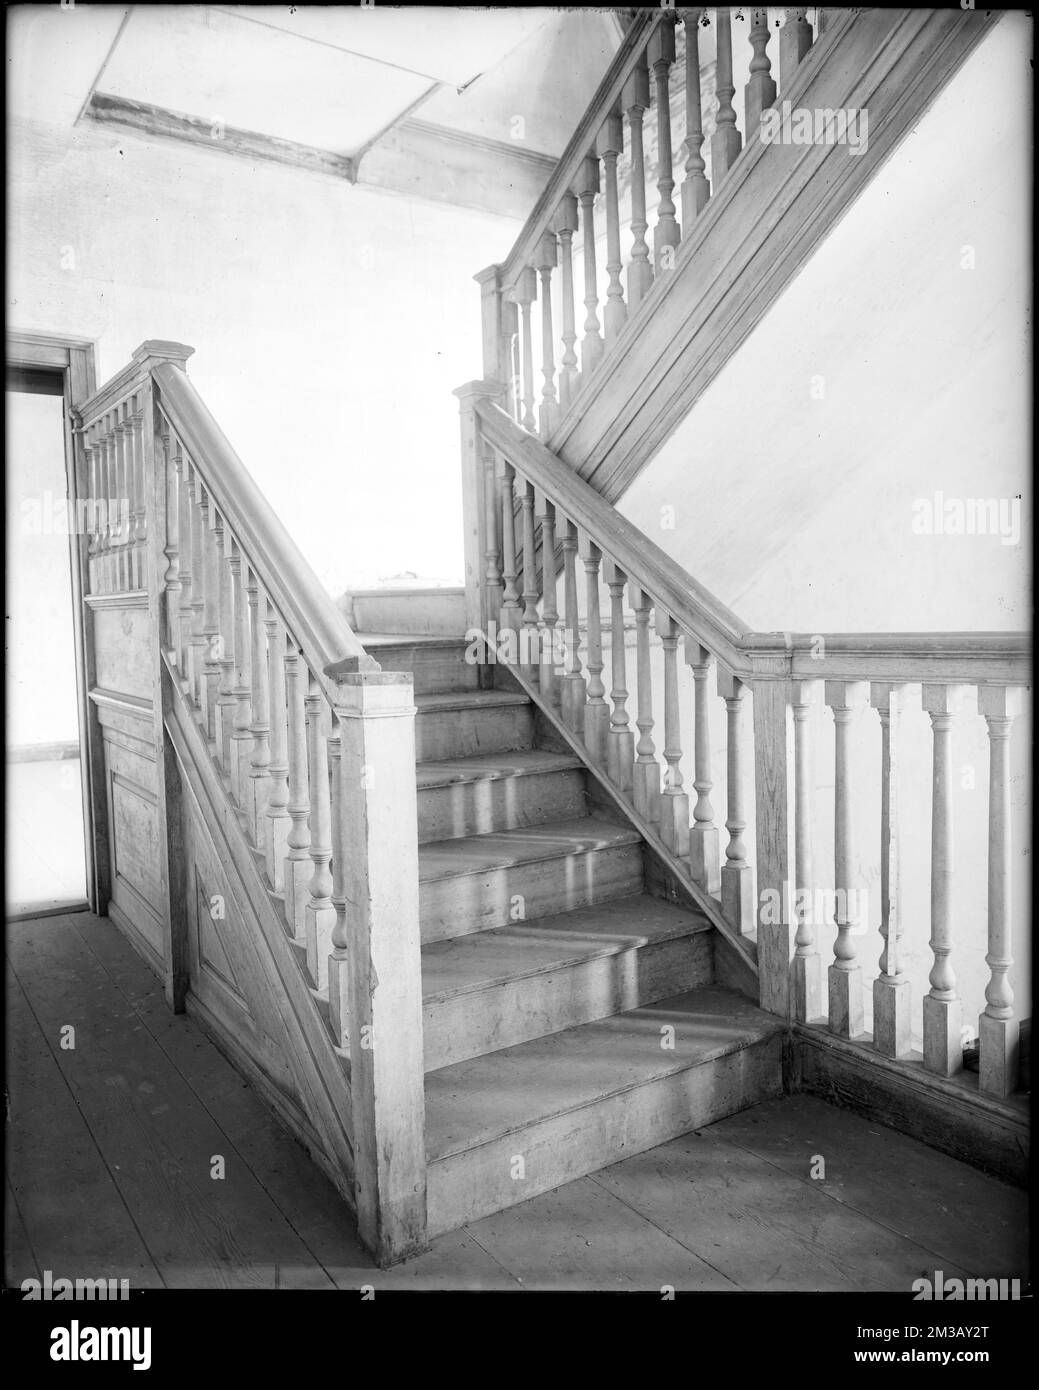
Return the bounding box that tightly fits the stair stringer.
[490,661,760,1004]
[163,662,357,1212]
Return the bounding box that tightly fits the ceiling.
[8,4,623,219]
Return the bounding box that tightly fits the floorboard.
[6,911,1028,1292]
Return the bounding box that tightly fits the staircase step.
[417,750,586,843]
[415,690,533,760]
[358,634,476,694]
[345,587,465,637]
[419,816,644,943]
[425,985,784,1236]
[421,894,714,1070]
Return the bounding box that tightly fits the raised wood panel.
[192,866,249,1010]
[105,753,165,964]
[92,604,154,702]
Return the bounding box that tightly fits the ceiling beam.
[82,91,355,180]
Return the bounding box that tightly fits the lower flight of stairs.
[282,629,784,1239]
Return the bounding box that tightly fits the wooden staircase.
[295,628,784,1239]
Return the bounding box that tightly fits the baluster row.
[83,394,149,595]
[500,7,830,434]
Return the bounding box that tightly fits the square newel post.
[751,654,793,1018]
[330,663,427,1265]
[455,381,503,645]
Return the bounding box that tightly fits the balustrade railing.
[477,6,841,437]
[464,395,1031,1101]
[76,343,426,1264]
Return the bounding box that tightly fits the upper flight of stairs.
[282,622,784,1241]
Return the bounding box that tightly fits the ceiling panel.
[418,11,621,156]
[101,6,433,154]
[7,5,131,127]
[211,5,553,88]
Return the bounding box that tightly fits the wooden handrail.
[499,9,664,290]
[476,399,1032,685]
[152,362,376,683]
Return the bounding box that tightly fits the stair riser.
[423,931,714,1071]
[426,1033,784,1236]
[415,705,534,761]
[418,770,586,844]
[351,590,465,637]
[373,646,476,695]
[420,844,644,943]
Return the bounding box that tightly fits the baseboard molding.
[793,1023,1029,1188]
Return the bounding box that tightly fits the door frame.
[7,330,104,915]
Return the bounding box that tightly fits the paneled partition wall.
[462,393,1031,1099]
[75,343,426,1264]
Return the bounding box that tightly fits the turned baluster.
[228,539,253,806]
[199,485,222,738]
[159,412,180,664]
[176,445,194,682]
[499,459,522,635]
[718,670,754,933]
[792,681,822,1021]
[816,8,831,37]
[657,612,690,856]
[597,108,628,345]
[539,498,560,705]
[304,684,336,990]
[112,407,129,591]
[130,394,147,590]
[686,642,720,894]
[870,684,910,1056]
[501,295,521,423]
[554,194,581,411]
[582,540,609,764]
[605,563,634,796]
[119,403,134,590]
[213,512,237,768]
[84,424,100,593]
[826,682,868,1038]
[623,55,654,311]
[515,266,538,433]
[978,687,1022,1096]
[560,519,586,735]
[264,606,291,891]
[535,232,559,437]
[649,11,681,270]
[245,567,272,846]
[712,6,743,184]
[632,586,660,824]
[283,639,313,939]
[680,8,710,225]
[574,154,604,379]
[745,7,777,138]
[97,415,113,592]
[188,470,208,709]
[921,685,965,1074]
[327,716,350,1046]
[779,7,813,91]
[519,478,540,678]
[103,416,118,593]
[482,442,504,626]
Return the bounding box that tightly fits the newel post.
[751,652,793,1018]
[455,380,502,645]
[330,662,427,1265]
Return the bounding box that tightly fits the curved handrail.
[152,362,377,683]
[476,399,1032,686]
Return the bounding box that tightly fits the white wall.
[8,112,522,596]
[619,14,1031,635]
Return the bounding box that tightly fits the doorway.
[6,345,95,916]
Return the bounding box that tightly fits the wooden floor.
[6,913,1028,1292]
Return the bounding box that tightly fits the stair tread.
[419,816,641,884]
[421,893,711,1003]
[417,749,582,788]
[416,690,530,712]
[425,985,782,1161]
[357,633,467,647]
